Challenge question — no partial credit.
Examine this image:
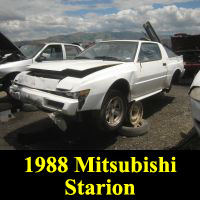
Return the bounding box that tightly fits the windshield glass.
[20,44,45,59]
[75,41,138,62]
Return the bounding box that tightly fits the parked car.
[189,72,200,135]
[10,39,184,132]
[0,32,84,92]
[171,33,200,75]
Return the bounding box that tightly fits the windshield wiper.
[94,56,122,61]
[74,56,91,60]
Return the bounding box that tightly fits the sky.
[0,0,200,41]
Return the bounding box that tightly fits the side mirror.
[36,55,47,62]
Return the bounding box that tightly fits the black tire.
[119,120,149,137]
[96,89,127,132]
[165,71,180,93]
[3,74,23,111]
[171,70,181,85]
[3,75,16,94]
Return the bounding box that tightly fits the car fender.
[80,68,134,111]
[81,77,131,111]
[0,59,32,78]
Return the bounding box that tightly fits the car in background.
[171,33,200,75]
[189,72,200,135]
[0,32,83,93]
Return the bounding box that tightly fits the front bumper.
[10,84,79,116]
[190,98,200,136]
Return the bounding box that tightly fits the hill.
[15,31,171,47]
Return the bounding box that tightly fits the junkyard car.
[171,33,200,73]
[189,71,200,135]
[10,40,184,131]
[0,32,83,92]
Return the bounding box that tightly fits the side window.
[65,45,79,59]
[39,45,63,61]
[76,47,82,54]
[164,46,177,58]
[138,43,162,62]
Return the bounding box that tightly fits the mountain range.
[15,31,171,47]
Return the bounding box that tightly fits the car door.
[35,44,63,62]
[64,45,81,60]
[133,42,167,96]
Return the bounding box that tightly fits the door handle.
[163,63,167,66]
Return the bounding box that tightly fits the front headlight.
[56,89,90,99]
[190,87,200,101]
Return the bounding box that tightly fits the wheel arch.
[3,71,20,81]
[108,78,131,101]
[171,69,181,84]
[1,71,20,90]
[81,78,131,111]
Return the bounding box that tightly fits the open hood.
[171,34,200,52]
[0,32,24,56]
[143,21,161,43]
[0,32,25,64]
[171,34,200,64]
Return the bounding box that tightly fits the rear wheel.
[166,70,181,93]
[171,70,181,85]
[97,90,127,132]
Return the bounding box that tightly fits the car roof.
[44,42,81,46]
[99,40,160,44]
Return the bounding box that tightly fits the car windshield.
[75,41,138,62]
[20,44,45,59]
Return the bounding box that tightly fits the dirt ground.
[0,79,199,150]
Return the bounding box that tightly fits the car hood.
[28,60,123,72]
[0,32,25,57]
[15,60,124,91]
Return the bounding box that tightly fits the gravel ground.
[0,80,199,150]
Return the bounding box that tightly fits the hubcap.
[105,97,124,127]
[129,102,143,127]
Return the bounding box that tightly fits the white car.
[189,72,200,135]
[10,40,184,132]
[0,32,83,92]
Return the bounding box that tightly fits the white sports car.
[10,40,184,131]
[189,72,200,135]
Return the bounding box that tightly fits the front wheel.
[3,75,17,94]
[97,90,127,132]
